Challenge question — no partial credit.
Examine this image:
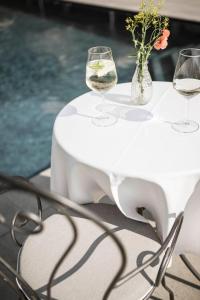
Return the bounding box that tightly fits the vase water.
[131,61,153,105]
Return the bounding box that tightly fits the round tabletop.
[53,82,200,181]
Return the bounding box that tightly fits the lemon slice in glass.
[89,60,105,70]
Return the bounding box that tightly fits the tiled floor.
[0,169,199,299]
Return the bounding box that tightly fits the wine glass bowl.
[172,48,200,133]
[86,46,118,126]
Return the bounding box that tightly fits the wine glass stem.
[101,93,106,107]
[186,98,190,121]
[100,93,108,117]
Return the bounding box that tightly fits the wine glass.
[86,46,118,126]
[172,48,200,133]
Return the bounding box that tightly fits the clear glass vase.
[131,61,153,105]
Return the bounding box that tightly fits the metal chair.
[0,174,183,300]
[26,0,46,16]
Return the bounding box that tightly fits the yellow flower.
[134,12,145,21]
[139,0,146,10]
[152,7,158,16]
[152,18,158,25]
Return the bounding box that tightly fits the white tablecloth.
[51,82,200,256]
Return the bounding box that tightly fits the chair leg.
[161,277,175,300]
[109,10,115,32]
[180,254,200,281]
[38,0,45,16]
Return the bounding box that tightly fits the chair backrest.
[0,174,183,300]
[0,174,127,300]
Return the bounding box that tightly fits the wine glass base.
[92,113,117,127]
[171,120,199,133]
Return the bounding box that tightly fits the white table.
[51,82,200,256]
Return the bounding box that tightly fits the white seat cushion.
[19,204,161,300]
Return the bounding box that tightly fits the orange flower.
[162,29,170,38]
[154,36,168,50]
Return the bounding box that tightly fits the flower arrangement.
[126,0,170,104]
[126,0,170,64]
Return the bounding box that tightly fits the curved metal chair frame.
[0,174,183,300]
[180,254,200,282]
